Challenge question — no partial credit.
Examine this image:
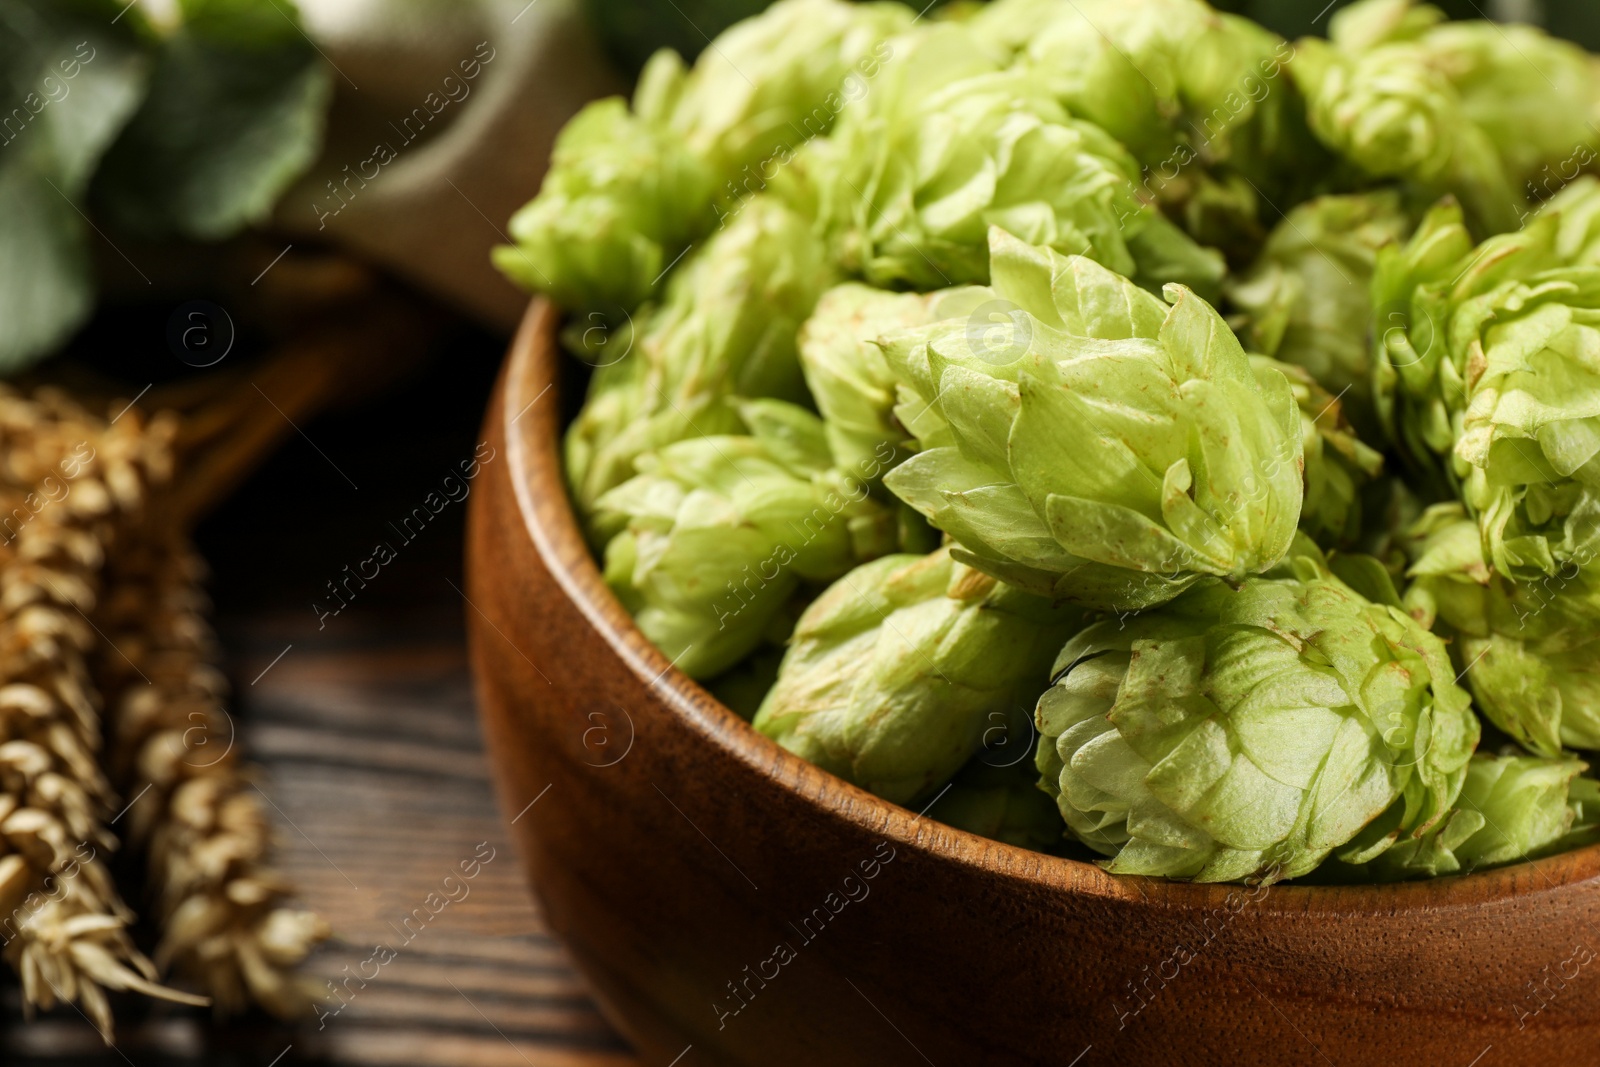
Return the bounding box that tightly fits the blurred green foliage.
[0,0,329,373]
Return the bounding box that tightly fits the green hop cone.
[637,0,912,177]
[595,400,896,680]
[1459,630,1600,756]
[1322,0,1444,50]
[797,283,984,480]
[707,648,786,722]
[564,198,834,526]
[977,0,1324,250]
[977,0,1293,170]
[1292,0,1600,236]
[1034,557,1479,883]
[1227,191,1413,420]
[753,547,1082,805]
[881,228,1303,612]
[1332,754,1600,880]
[1369,196,1477,489]
[1337,0,1600,208]
[925,757,1067,852]
[1292,37,1493,220]
[787,27,1224,296]
[1375,179,1600,588]
[494,98,718,313]
[1252,356,1384,548]
[1402,502,1600,756]
[495,0,908,311]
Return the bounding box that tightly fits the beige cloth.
[274,0,624,332]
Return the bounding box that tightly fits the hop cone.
[639,0,913,176]
[1333,753,1600,880]
[1341,0,1600,199]
[788,28,1224,296]
[925,757,1066,852]
[1375,180,1600,587]
[1228,190,1413,419]
[495,98,718,313]
[753,548,1081,805]
[595,400,895,680]
[980,0,1326,247]
[565,198,833,526]
[496,0,910,311]
[1403,502,1600,756]
[797,283,980,480]
[1034,556,1479,883]
[882,228,1303,612]
[1293,0,1600,235]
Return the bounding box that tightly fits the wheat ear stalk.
[0,388,208,1040]
[94,532,330,1019]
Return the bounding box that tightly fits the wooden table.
[0,320,642,1066]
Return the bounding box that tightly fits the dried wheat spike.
[96,536,330,1020]
[0,394,206,1040]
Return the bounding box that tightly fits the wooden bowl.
[466,299,1600,1067]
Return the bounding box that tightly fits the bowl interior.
[506,298,1600,909]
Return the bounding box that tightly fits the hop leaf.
[596,400,897,680]
[1034,559,1479,883]
[881,228,1303,612]
[0,0,148,374]
[753,548,1082,804]
[92,0,332,241]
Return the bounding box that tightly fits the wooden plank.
[0,596,639,1066]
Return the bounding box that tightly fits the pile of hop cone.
[501,0,1600,884]
[0,386,326,1039]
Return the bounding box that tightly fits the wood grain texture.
[467,298,1600,1067]
[0,319,639,1066]
[0,610,638,1066]
[243,614,636,1066]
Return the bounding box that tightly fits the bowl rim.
[505,296,1600,909]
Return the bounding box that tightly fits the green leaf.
[0,0,149,372]
[0,166,92,372]
[91,0,330,239]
